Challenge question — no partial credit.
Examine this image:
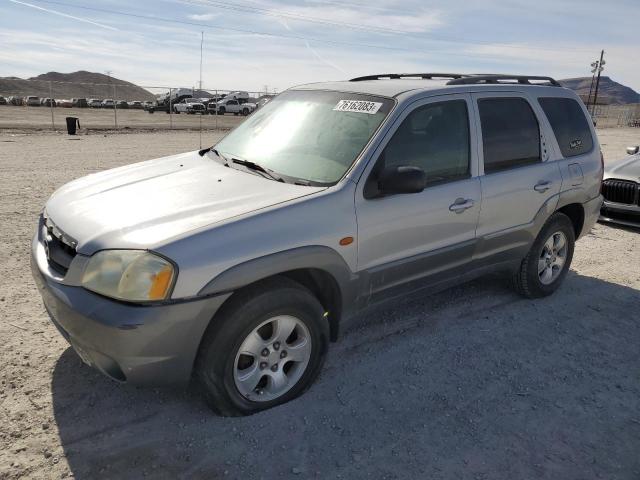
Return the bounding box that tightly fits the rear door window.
[538,97,594,157]
[478,97,541,174]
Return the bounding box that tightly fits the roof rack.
[349,73,468,82]
[446,75,561,86]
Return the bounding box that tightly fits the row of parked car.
[0,95,153,109]
[1,91,275,117]
[145,90,272,116]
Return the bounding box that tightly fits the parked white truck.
[211,98,256,116]
[173,98,206,114]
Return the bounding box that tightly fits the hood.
[45,151,323,254]
[604,154,640,183]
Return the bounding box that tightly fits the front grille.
[43,217,77,275]
[601,179,640,206]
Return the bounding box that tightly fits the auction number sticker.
[333,100,383,114]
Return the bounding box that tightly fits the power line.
[180,0,596,54]
[17,0,594,61]
[17,0,426,51]
[181,0,410,35]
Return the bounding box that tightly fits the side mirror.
[627,146,639,155]
[378,165,426,196]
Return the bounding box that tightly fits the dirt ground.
[1,128,639,480]
[0,105,244,131]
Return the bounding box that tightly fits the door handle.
[534,181,552,193]
[449,198,475,214]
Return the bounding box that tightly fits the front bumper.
[599,200,640,229]
[31,233,230,387]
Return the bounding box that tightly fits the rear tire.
[513,212,575,298]
[195,277,329,416]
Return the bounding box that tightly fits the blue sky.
[1,0,639,93]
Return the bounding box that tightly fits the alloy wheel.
[538,231,568,285]
[233,315,311,402]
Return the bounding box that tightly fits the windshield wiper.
[209,148,230,166]
[231,158,284,182]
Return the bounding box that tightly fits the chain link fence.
[0,79,276,132]
[2,78,639,131]
[591,103,640,128]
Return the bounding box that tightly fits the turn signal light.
[339,236,354,246]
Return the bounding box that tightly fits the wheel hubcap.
[538,231,568,285]
[233,315,311,402]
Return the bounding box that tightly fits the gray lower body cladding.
[31,257,230,387]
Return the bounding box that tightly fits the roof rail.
[350,73,468,82]
[446,75,561,86]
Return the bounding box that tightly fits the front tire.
[513,212,575,298]
[195,277,329,416]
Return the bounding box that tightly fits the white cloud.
[2,0,638,93]
[187,13,218,21]
[180,0,445,34]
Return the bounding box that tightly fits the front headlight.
[82,250,175,302]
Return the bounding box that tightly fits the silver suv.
[32,73,603,415]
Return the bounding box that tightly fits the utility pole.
[199,31,204,149]
[105,70,117,128]
[199,31,204,91]
[586,61,598,110]
[49,81,55,130]
[591,50,605,117]
[169,87,173,129]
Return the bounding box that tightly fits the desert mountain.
[559,76,640,105]
[0,71,155,101]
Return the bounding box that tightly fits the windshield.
[214,90,394,185]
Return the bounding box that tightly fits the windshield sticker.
[333,100,383,115]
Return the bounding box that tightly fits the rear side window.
[478,97,541,174]
[538,97,594,157]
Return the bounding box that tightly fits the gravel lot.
[1,128,639,480]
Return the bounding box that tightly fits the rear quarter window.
[538,97,594,157]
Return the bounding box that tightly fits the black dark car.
[72,98,88,108]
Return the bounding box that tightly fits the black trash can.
[65,117,80,135]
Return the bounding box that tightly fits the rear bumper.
[581,194,604,238]
[599,200,640,229]
[31,238,230,387]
